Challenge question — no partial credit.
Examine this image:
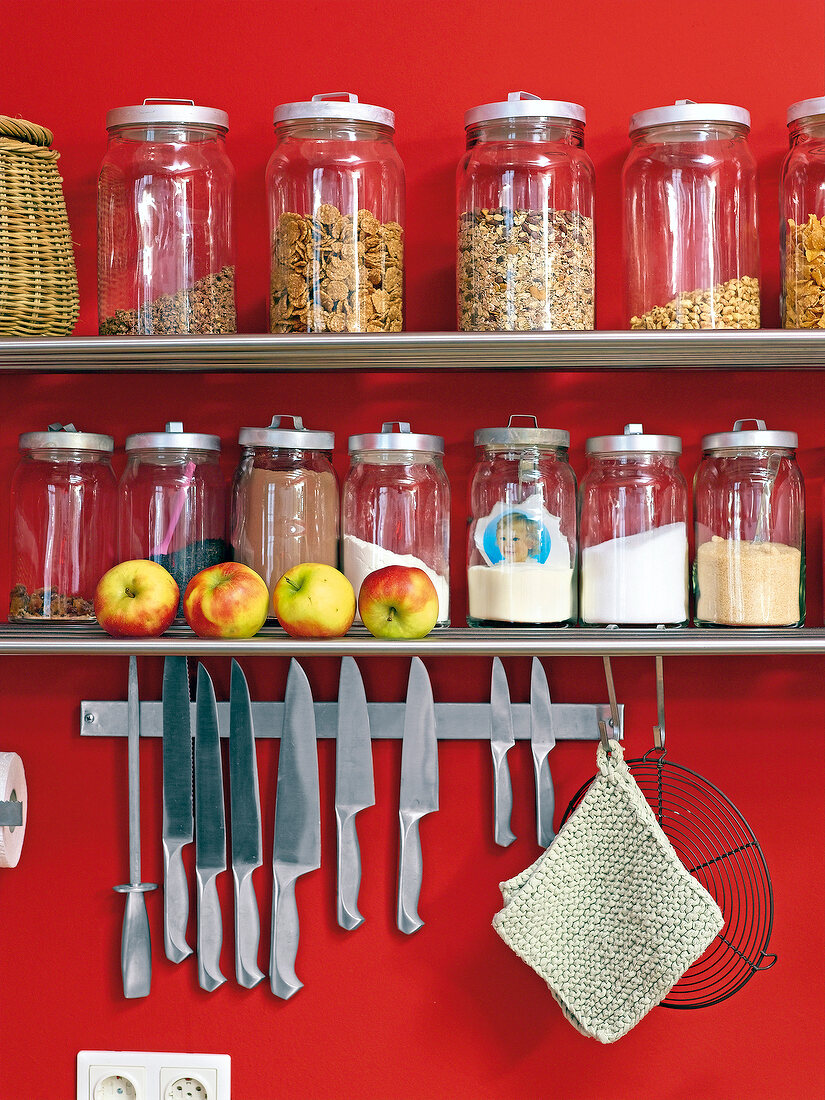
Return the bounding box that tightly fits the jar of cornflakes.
[781,98,825,328]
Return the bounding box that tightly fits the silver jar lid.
[348,421,444,454]
[239,414,334,450]
[465,90,585,129]
[787,97,825,125]
[701,419,798,451]
[475,414,569,449]
[629,99,750,135]
[586,423,682,455]
[19,422,114,453]
[274,92,394,130]
[125,421,221,453]
[106,98,229,131]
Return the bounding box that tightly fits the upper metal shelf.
[0,330,823,372]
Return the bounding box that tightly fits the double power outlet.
[77,1051,230,1100]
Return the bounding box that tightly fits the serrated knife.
[194,664,227,991]
[397,657,439,935]
[530,657,556,847]
[490,657,516,847]
[229,659,264,988]
[162,656,193,964]
[335,656,375,931]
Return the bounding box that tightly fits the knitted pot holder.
[493,739,724,1043]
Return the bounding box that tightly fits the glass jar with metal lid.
[342,422,450,624]
[467,414,576,626]
[98,98,236,335]
[781,98,825,328]
[118,422,228,610]
[9,423,117,622]
[623,100,759,330]
[694,419,804,627]
[267,92,404,334]
[457,91,595,332]
[579,424,688,626]
[231,415,338,614]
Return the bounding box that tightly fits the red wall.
[2,2,824,1097]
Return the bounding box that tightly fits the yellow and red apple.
[273,563,356,638]
[94,559,180,637]
[358,565,439,639]
[183,562,269,638]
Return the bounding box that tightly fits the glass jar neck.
[127,447,218,462]
[26,447,110,462]
[704,446,794,459]
[789,117,825,146]
[589,451,680,466]
[350,449,441,465]
[466,119,583,147]
[244,445,331,461]
[108,124,226,143]
[482,444,568,458]
[631,121,748,145]
[275,118,394,142]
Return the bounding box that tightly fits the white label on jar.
[468,563,575,623]
[343,534,450,622]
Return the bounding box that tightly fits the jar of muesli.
[457,92,595,331]
[267,93,405,333]
[781,98,825,328]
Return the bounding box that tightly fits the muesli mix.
[99,265,237,335]
[630,275,760,330]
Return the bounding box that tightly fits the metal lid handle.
[143,98,196,106]
[312,92,359,104]
[507,91,541,102]
[507,414,539,428]
[269,415,305,431]
[733,418,767,432]
[380,421,411,434]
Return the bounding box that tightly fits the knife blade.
[270,659,321,999]
[335,656,375,931]
[397,657,439,935]
[490,657,516,847]
[194,663,227,991]
[530,657,557,847]
[229,659,264,988]
[162,656,193,964]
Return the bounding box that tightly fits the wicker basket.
[0,116,79,335]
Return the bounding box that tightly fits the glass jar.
[623,100,760,330]
[781,98,825,328]
[342,422,450,624]
[467,415,577,626]
[267,92,404,333]
[231,415,338,614]
[579,424,688,626]
[9,424,117,622]
[694,420,804,627]
[118,422,228,610]
[457,92,595,332]
[98,98,236,335]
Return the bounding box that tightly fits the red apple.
[94,559,180,638]
[273,563,356,638]
[183,562,269,639]
[358,565,440,639]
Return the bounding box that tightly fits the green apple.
[273,563,356,638]
[358,565,439,639]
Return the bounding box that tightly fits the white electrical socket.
[77,1051,230,1100]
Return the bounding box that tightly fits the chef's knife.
[162,656,193,964]
[490,657,516,847]
[270,659,321,999]
[229,659,264,988]
[530,657,556,847]
[194,664,227,991]
[397,657,439,935]
[335,656,375,931]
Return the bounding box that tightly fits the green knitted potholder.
[493,739,723,1043]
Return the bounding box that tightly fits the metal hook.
[601,655,621,753]
[653,654,666,751]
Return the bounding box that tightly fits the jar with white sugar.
[579,424,688,626]
[467,415,577,626]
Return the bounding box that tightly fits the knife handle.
[397,810,426,934]
[163,839,193,963]
[336,806,364,931]
[270,866,303,999]
[116,884,155,999]
[532,749,556,848]
[491,742,516,848]
[234,866,264,988]
[196,867,226,991]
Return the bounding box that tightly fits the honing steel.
[194,664,227,991]
[113,656,157,999]
[229,659,264,988]
[162,656,193,964]
[270,659,321,999]
[397,657,439,935]
[335,656,375,930]
[530,656,556,847]
[490,657,516,847]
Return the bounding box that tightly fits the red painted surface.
[1,2,824,1097]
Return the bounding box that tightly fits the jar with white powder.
[579,424,688,626]
[467,415,577,626]
[343,422,450,624]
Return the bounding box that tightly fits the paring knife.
[270,659,321,999]
[229,660,264,988]
[397,657,439,935]
[194,664,227,991]
[530,657,556,848]
[335,656,375,930]
[162,656,193,964]
[490,657,516,847]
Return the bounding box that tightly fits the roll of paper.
[0,752,27,868]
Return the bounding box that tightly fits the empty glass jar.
[781,98,825,328]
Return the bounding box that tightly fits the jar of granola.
[623,100,760,330]
[457,92,594,331]
[782,98,825,328]
[267,92,404,333]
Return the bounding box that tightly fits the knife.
[162,656,193,964]
[397,657,439,935]
[530,657,556,847]
[490,657,516,847]
[335,656,375,931]
[194,664,227,991]
[229,659,264,988]
[270,659,321,999]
